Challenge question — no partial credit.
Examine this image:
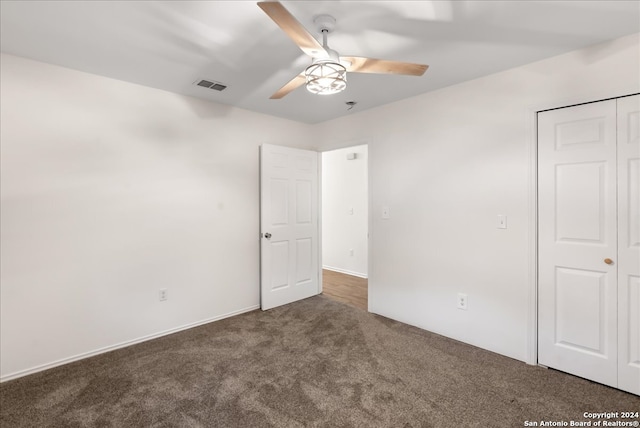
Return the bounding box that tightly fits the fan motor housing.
[314,14,336,33]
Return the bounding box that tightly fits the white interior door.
[617,94,640,395]
[538,100,619,388]
[260,144,320,310]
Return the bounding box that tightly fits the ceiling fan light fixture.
[258,2,428,99]
[305,60,347,95]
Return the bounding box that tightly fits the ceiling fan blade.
[270,72,306,99]
[342,56,428,76]
[258,2,326,58]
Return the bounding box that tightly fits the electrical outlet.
[159,288,168,302]
[349,249,354,256]
[457,293,468,310]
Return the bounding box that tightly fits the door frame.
[527,91,640,366]
[319,138,371,309]
[320,143,370,279]
[259,139,371,310]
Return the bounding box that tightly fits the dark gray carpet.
[1,295,638,427]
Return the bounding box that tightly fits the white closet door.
[538,100,618,388]
[617,94,640,395]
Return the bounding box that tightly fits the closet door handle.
[604,258,614,265]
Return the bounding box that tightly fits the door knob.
[604,258,614,265]
[264,233,272,239]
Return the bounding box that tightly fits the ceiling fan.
[257,1,429,99]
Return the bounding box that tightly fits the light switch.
[349,207,354,215]
[382,206,390,219]
[497,215,507,229]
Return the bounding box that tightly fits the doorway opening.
[321,144,369,311]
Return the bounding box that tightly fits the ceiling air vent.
[194,79,227,92]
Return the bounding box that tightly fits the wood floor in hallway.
[322,269,368,311]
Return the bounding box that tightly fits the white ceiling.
[1,1,639,124]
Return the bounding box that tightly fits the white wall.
[2,32,639,381]
[322,145,368,277]
[314,33,640,363]
[0,53,314,380]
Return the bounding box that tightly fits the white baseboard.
[0,304,260,383]
[322,265,368,279]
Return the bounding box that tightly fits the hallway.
[322,269,367,311]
